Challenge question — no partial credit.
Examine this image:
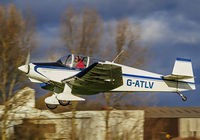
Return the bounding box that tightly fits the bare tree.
[61,6,103,140]
[61,6,103,56]
[0,4,35,140]
[104,19,148,140]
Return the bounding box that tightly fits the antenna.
[112,50,124,63]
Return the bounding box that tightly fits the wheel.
[182,96,187,101]
[46,104,58,109]
[58,100,71,106]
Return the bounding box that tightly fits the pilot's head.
[75,56,81,62]
[75,56,78,62]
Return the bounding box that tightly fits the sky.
[1,0,200,106]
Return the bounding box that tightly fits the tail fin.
[172,58,194,78]
[163,58,195,90]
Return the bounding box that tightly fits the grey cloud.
[2,0,200,24]
[138,12,200,47]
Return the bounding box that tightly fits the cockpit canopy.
[57,54,104,69]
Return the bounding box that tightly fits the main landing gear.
[46,101,71,109]
[46,104,58,109]
[176,91,187,101]
[45,84,85,110]
[58,100,71,106]
[44,93,71,109]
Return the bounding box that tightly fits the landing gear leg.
[176,91,187,101]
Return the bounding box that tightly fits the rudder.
[173,58,195,90]
[172,58,194,77]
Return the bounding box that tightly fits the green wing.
[68,63,123,95]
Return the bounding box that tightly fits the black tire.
[182,96,187,101]
[46,104,58,109]
[58,100,71,106]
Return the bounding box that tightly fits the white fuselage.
[27,63,80,83]
[106,62,195,92]
[27,61,195,94]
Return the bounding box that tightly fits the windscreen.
[58,54,72,67]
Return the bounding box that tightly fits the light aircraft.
[18,54,195,109]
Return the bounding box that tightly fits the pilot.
[75,56,85,69]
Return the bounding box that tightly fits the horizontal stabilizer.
[162,74,194,80]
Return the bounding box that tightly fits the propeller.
[18,50,30,74]
[25,50,30,65]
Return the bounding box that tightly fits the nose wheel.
[176,91,187,101]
